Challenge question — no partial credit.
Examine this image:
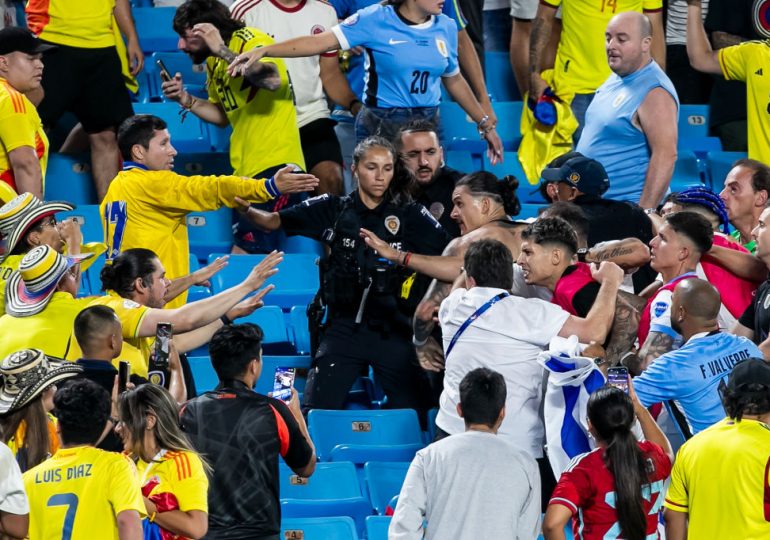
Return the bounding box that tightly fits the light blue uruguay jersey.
[331,4,459,108]
[633,331,762,434]
[329,0,466,100]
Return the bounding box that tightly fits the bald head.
[675,279,721,321]
[605,11,653,76]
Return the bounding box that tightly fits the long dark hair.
[0,397,50,472]
[352,136,413,205]
[100,248,158,297]
[587,386,648,540]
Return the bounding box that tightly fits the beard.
[187,45,212,65]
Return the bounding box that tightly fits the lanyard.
[445,292,510,358]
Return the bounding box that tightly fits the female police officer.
[235,136,450,411]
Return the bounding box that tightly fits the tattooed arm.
[604,290,647,365]
[528,3,558,100]
[637,331,675,372]
[413,278,453,372]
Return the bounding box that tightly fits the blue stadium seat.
[279,461,363,500]
[440,101,520,153]
[237,305,291,351]
[481,152,544,204]
[491,101,523,149]
[365,516,392,540]
[187,356,219,393]
[707,151,747,189]
[444,150,476,173]
[45,154,97,206]
[678,105,709,140]
[254,355,312,396]
[58,205,103,243]
[133,102,211,153]
[280,462,372,536]
[288,306,311,355]
[151,52,208,101]
[133,8,178,53]
[425,407,438,443]
[186,254,211,302]
[364,462,410,515]
[210,124,233,153]
[670,151,705,192]
[208,253,319,310]
[281,517,359,540]
[678,136,722,159]
[485,52,521,102]
[173,153,232,177]
[282,235,324,256]
[187,208,233,263]
[130,68,154,103]
[308,409,425,463]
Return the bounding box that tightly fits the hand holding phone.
[156,59,172,82]
[607,366,630,393]
[272,367,296,402]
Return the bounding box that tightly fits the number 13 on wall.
[600,0,618,12]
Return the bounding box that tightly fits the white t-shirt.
[230,0,338,127]
[0,442,29,515]
[437,286,570,458]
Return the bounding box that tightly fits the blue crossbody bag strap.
[445,292,510,358]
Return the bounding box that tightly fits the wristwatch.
[576,248,588,262]
[644,208,657,215]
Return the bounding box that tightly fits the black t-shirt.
[574,195,657,293]
[705,0,759,127]
[180,380,313,539]
[279,191,450,322]
[738,279,770,343]
[414,166,464,238]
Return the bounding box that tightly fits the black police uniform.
[279,191,450,411]
[414,166,464,238]
[738,279,770,344]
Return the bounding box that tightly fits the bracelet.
[403,251,413,267]
[181,92,196,110]
[149,511,157,523]
[412,335,429,347]
[644,208,657,215]
[108,416,119,425]
[477,115,490,129]
[220,314,232,325]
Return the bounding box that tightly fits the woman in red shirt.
[543,383,675,540]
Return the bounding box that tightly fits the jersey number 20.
[47,493,78,540]
[410,71,429,94]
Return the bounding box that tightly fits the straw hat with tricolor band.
[0,349,82,415]
[5,245,92,317]
[0,193,74,263]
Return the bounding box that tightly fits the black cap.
[540,156,611,197]
[727,359,770,392]
[0,27,56,56]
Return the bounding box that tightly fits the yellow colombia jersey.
[101,166,274,309]
[207,27,305,177]
[26,0,116,49]
[719,40,770,167]
[664,418,770,538]
[0,292,91,359]
[65,291,151,378]
[0,79,48,193]
[542,0,663,95]
[23,446,145,540]
[137,450,208,521]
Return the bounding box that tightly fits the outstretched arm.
[228,31,341,76]
[686,0,723,74]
